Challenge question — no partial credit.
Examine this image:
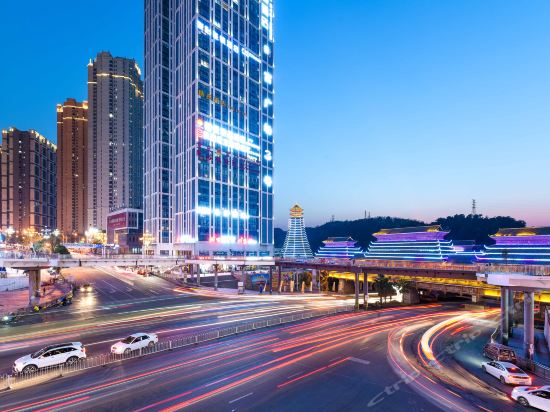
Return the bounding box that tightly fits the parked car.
[111,333,158,354]
[483,342,517,362]
[481,361,531,385]
[13,342,86,374]
[512,386,550,410]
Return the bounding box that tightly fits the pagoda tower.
[281,205,313,259]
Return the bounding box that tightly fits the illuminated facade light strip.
[96,73,143,95]
[196,206,249,220]
[372,241,454,246]
[198,120,260,159]
[196,19,262,64]
[477,256,550,263]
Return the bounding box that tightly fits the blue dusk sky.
[1,1,549,228]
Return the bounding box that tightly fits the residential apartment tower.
[0,128,57,233]
[57,98,88,239]
[87,51,144,230]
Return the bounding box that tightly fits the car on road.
[512,386,550,410]
[111,333,158,354]
[2,312,18,325]
[481,360,531,385]
[13,342,86,374]
[79,283,93,292]
[483,342,517,362]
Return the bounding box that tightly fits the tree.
[300,271,312,287]
[54,244,70,255]
[373,275,396,305]
[394,279,412,294]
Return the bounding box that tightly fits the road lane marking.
[228,392,253,404]
[286,371,304,379]
[349,357,371,365]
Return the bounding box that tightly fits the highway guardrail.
[0,305,354,391]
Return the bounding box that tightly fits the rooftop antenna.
[471,199,477,215]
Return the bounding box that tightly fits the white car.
[13,342,86,374]
[481,360,531,385]
[111,333,158,354]
[512,386,550,410]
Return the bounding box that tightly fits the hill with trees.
[274,214,526,252]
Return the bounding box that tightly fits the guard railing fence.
[0,305,353,391]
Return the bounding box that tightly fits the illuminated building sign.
[196,119,260,161]
[208,235,258,245]
[261,0,274,41]
[196,20,261,64]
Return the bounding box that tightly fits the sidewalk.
[0,282,72,315]
[507,326,550,367]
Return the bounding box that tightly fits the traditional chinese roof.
[374,225,443,235]
[493,227,550,237]
[289,204,304,218]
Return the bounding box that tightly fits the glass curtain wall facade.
[145,0,275,256]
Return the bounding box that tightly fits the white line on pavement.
[229,392,254,404]
[349,357,371,365]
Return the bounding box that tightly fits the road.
[0,304,450,412]
[0,267,350,375]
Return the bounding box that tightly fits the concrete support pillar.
[196,264,201,285]
[338,279,345,294]
[507,289,514,337]
[180,266,187,284]
[363,274,368,310]
[28,269,41,305]
[354,272,360,310]
[524,291,535,360]
[312,269,318,292]
[501,286,510,345]
[214,264,218,291]
[269,266,273,294]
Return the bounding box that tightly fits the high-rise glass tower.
[87,52,143,231]
[144,0,275,257]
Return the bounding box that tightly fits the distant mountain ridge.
[274,214,526,252]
